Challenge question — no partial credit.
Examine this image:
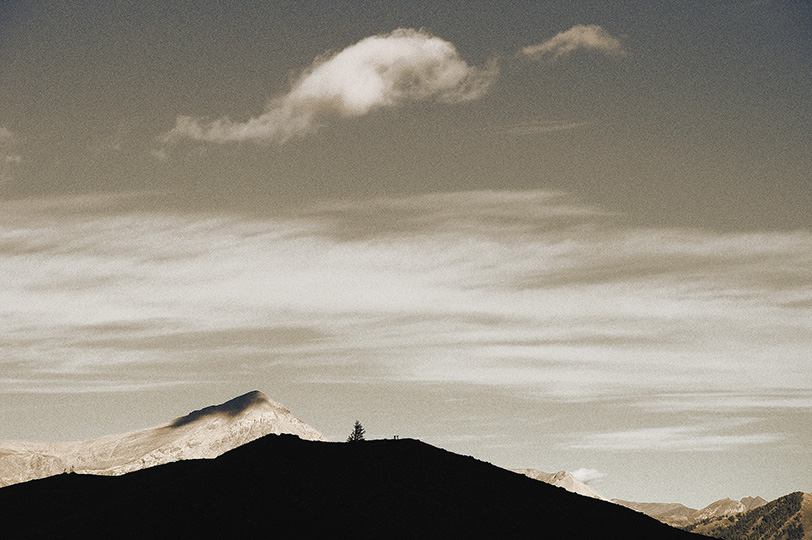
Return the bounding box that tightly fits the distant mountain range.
[0,390,324,487]
[506,464,810,540]
[0,390,807,539]
[510,465,770,529]
[684,491,812,540]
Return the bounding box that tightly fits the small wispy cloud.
[487,120,592,137]
[569,424,783,452]
[149,148,168,161]
[0,126,22,183]
[521,24,626,61]
[161,28,496,145]
[571,467,607,485]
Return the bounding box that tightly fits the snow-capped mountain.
[511,468,609,501]
[0,390,325,487]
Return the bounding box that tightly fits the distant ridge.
[684,492,812,540]
[613,499,700,528]
[0,390,325,487]
[0,434,704,540]
[615,496,770,528]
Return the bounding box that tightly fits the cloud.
[569,424,783,452]
[0,126,22,183]
[521,24,626,61]
[1,190,810,399]
[485,120,592,137]
[161,28,496,145]
[633,391,812,413]
[571,467,607,485]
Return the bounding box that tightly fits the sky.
[1,0,811,508]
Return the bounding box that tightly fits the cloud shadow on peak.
[169,390,269,428]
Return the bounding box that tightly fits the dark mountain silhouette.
[0,434,704,540]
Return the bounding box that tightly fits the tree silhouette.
[346,420,365,442]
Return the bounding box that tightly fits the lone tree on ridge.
[346,420,365,442]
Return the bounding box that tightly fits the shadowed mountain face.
[169,390,270,427]
[0,434,704,540]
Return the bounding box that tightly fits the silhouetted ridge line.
[169,390,269,428]
[0,434,705,540]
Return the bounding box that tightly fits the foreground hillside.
[0,434,705,540]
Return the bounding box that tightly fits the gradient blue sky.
[1,0,811,507]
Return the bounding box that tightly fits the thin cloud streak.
[569,424,784,452]
[161,28,496,145]
[0,378,189,395]
[489,120,593,136]
[633,391,812,412]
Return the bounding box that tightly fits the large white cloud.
[521,24,625,61]
[161,28,496,145]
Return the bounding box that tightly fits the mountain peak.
[169,390,274,428]
[0,390,325,487]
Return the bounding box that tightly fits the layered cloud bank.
[161,29,496,145]
[2,190,810,406]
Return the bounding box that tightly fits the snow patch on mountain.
[0,390,325,487]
